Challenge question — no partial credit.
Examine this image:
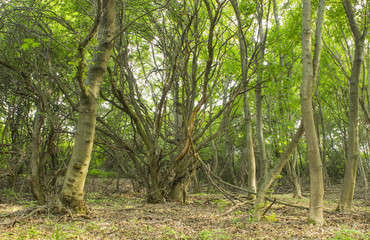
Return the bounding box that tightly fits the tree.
[301,0,325,224]
[59,0,115,213]
[230,0,257,197]
[337,0,368,212]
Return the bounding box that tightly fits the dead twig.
[0,205,48,226]
[262,198,276,216]
[221,199,254,216]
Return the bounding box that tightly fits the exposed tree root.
[0,196,92,227]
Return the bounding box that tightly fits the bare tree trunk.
[367,58,370,112]
[231,0,257,198]
[30,110,45,205]
[59,0,115,213]
[255,123,304,221]
[301,0,325,225]
[358,152,368,192]
[244,90,257,197]
[337,0,368,212]
[255,0,268,179]
[223,79,237,185]
[286,148,302,198]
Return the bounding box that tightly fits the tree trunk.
[367,59,370,112]
[244,90,257,197]
[286,148,302,198]
[255,0,268,179]
[30,110,45,205]
[301,0,325,225]
[168,78,188,203]
[148,153,165,203]
[223,79,237,185]
[337,0,367,212]
[231,0,257,197]
[358,152,368,192]
[255,123,304,220]
[59,0,115,213]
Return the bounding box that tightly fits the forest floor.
[0,179,369,239]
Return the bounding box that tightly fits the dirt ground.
[0,179,369,239]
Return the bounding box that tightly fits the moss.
[59,193,88,214]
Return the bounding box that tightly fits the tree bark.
[255,0,268,179]
[244,90,257,197]
[59,0,115,213]
[231,0,257,197]
[286,148,302,198]
[30,110,45,205]
[337,0,367,212]
[301,0,325,225]
[255,123,304,220]
[223,79,237,185]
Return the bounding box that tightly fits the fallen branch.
[262,198,276,216]
[221,199,254,216]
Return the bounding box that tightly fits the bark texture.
[255,0,268,179]
[231,0,256,196]
[30,110,45,205]
[301,0,325,225]
[60,0,115,213]
[254,123,304,221]
[337,0,367,212]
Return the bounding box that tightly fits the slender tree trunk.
[286,148,302,198]
[367,59,370,112]
[316,86,329,183]
[255,123,304,220]
[244,90,257,197]
[223,79,237,185]
[231,0,257,197]
[358,151,368,192]
[59,0,115,213]
[30,110,45,205]
[301,0,325,225]
[255,1,268,179]
[337,0,367,212]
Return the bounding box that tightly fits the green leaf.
[20,38,40,50]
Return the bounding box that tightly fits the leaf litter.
[0,179,368,239]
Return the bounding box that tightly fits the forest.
[0,0,369,239]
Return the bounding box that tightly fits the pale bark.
[358,152,368,192]
[338,0,368,212]
[231,0,257,197]
[254,123,304,221]
[255,0,268,178]
[244,90,257,197]
[301,0,325,225]
[60,0,115,213]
